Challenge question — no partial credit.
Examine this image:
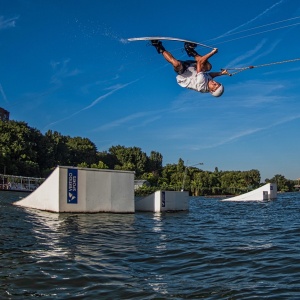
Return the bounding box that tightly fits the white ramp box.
[14,166,135,213]
[222,183,277,201]
[135,191,189,212]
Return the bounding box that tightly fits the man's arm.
[202,48,218,61]
[196,48,218,72]
[209,69,230,78]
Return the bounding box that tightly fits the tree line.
[0,120,297,195]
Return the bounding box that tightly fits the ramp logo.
[67,169,78,204]
[162,191,166,207]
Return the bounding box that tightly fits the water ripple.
[1,192,300,299]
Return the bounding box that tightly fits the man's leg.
[151,40,183,73]
[162,51,182,72]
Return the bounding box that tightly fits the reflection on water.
[1,191,300,299]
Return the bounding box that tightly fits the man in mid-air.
[151,40,229,97]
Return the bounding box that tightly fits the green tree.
[161,163,177,186]
[0,120,41,176]
[141,172,159,186]
[115,161,135,171]
[191,171,210,195]
[77,162,89,168]
[109,145,147,177]
[267,174,293,192]
[44,130,70,166]
[97,151,118,169]
[90,161,109,169]
[67,136,98,166]
[177,158,185,173]
[147,151,163,175]
[243,169,261,189]
[220,171,241,194]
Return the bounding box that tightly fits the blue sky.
[1,0,300,181]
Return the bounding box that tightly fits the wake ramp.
[13,166,135,213]
[221,183,277,201]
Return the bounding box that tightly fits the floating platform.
[14,166,135,213]
[221,183,277,201]
[135,190,189,212]
[0,173,45,192]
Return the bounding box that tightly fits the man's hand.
[221,69,231,76]
[212,48,218,54]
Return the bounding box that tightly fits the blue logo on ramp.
[67,169,78,204]
[162,191,165,207]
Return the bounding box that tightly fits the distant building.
[0,107,9,121]
[134,180,150,190]
[295,178,300,191]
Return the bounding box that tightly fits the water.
[1,191,300,299]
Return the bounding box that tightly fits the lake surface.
[1,191,300,299]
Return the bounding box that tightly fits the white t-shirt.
[176,66,212,93]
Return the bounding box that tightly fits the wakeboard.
[127,36,214,49]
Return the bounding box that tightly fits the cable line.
[204,16,300,43]
[214,22,300,45]
[225,57,300,76]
